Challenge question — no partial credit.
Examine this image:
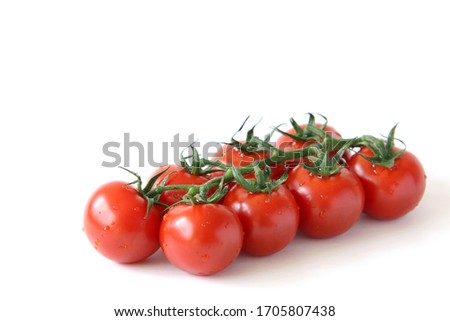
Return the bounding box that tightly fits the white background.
[1,1,450,320]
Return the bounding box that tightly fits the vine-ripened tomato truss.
[83,114,427,276]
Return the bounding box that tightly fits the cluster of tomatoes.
[83,116,426,276]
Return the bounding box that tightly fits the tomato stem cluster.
[126,115,404,210]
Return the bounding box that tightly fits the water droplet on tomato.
[94,239,100,249]
[111,204,119,211]
[319,210,325,218]
[163,227,167,232]
[119,244,128,250]
[163,243,168,248]
[103,226,110,232]
[319,194,327,200]
[133,207,139,212]
[201,254,209,261]
[371,164,378,175]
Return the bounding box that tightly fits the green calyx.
[119,166,169,217]
[357,124,405,168]
[276,113,329,143]
[226,116,275,154]
[231,163,288,194]
[180,145,225,176]
[302,139,351,177]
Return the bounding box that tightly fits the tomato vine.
[135,114,406,209]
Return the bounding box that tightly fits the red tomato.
[151,164,210,206]
[276,124,349,168]
[160,204,243,276]
[223,184,299,256]
[215,144,286,179]
[348,147,426,220]
[286,167,364,238]
[84,181,161,263]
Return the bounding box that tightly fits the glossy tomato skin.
[276,124,349,168]
[348,147,426,220]
[151,164,209,206]
[84,181,161,263]
[215,144,286,179]
[160,204,243,276]
[223,184,299,256]
[286,167,364,238]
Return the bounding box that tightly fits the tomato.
[223,184,299,256]
[348,147,426,220]
[276,124,349,168]
[151,164,210,206]
[214,144,286,179]
[84,181,161,263]
[286,166,364,238]
[160,204,243,276]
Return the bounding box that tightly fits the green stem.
[145,145,319,199]
[142,130,399,202]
